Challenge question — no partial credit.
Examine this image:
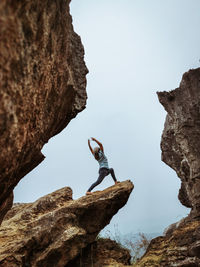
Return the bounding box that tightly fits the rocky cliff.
[68,238,131,267]
[0,0,88,223]
[136,218,200,267]
[136,68,200,266]
[158,68,200,217]
[0,180,133,267]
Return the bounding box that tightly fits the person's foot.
[86,191,93,195]
[115,181,120,184]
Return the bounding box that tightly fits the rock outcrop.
[0,0,88,223]
[136,218,200,267]
[136,68,200,266]
[157,68,200,217]
[68,238,131,267]
[0,180,133,267]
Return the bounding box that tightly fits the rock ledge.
[0,0,88,223]
[0,180,133,267]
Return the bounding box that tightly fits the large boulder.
[0,0,88,223]
[157,68,200,217]
[67,238,131,267]
[136,68,200,266]
[0,180,133,267]
[135,219,200,267]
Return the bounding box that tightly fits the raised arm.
[88,139,94,154]
[91,137,104,153]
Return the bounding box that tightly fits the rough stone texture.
[0,0,88,224]
[135,219,200,267]
[0,180,133,267]
[136,68,200,266]
[67,238,131,267]
[157,68,200,216]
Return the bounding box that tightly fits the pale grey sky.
[14,0,200,235]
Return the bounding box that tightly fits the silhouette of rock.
[0,181,133,267]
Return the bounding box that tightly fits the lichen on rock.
[0,0,88,223]
[157,68,200,216]
[0,181,133,267]
[136,68,200,266]
[67,238,132,267]
[135,219,200,267]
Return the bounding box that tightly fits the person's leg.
[87,169,108,192]
[109,168,117,182]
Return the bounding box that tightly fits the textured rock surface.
[136,68,200,266]
[157,68,200,216]
[0,180,133,267]
[68,238,131,267]
[0,0,88,223]
[135,219,200,267]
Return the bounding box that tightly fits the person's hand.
[91,137,95,141]
[88,139,90,143]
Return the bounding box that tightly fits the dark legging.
[88,168,117,192]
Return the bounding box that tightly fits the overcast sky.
[14,0,200,236]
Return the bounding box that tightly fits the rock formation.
[136,68,200,266]
[68,238,131,267]
[136,218,200,267]
[0,180,133,267]
[0,0,88,223]
[158,68,200,217]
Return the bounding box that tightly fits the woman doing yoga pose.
[86,137,119,195]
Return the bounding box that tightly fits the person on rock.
[86,137,119,195]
